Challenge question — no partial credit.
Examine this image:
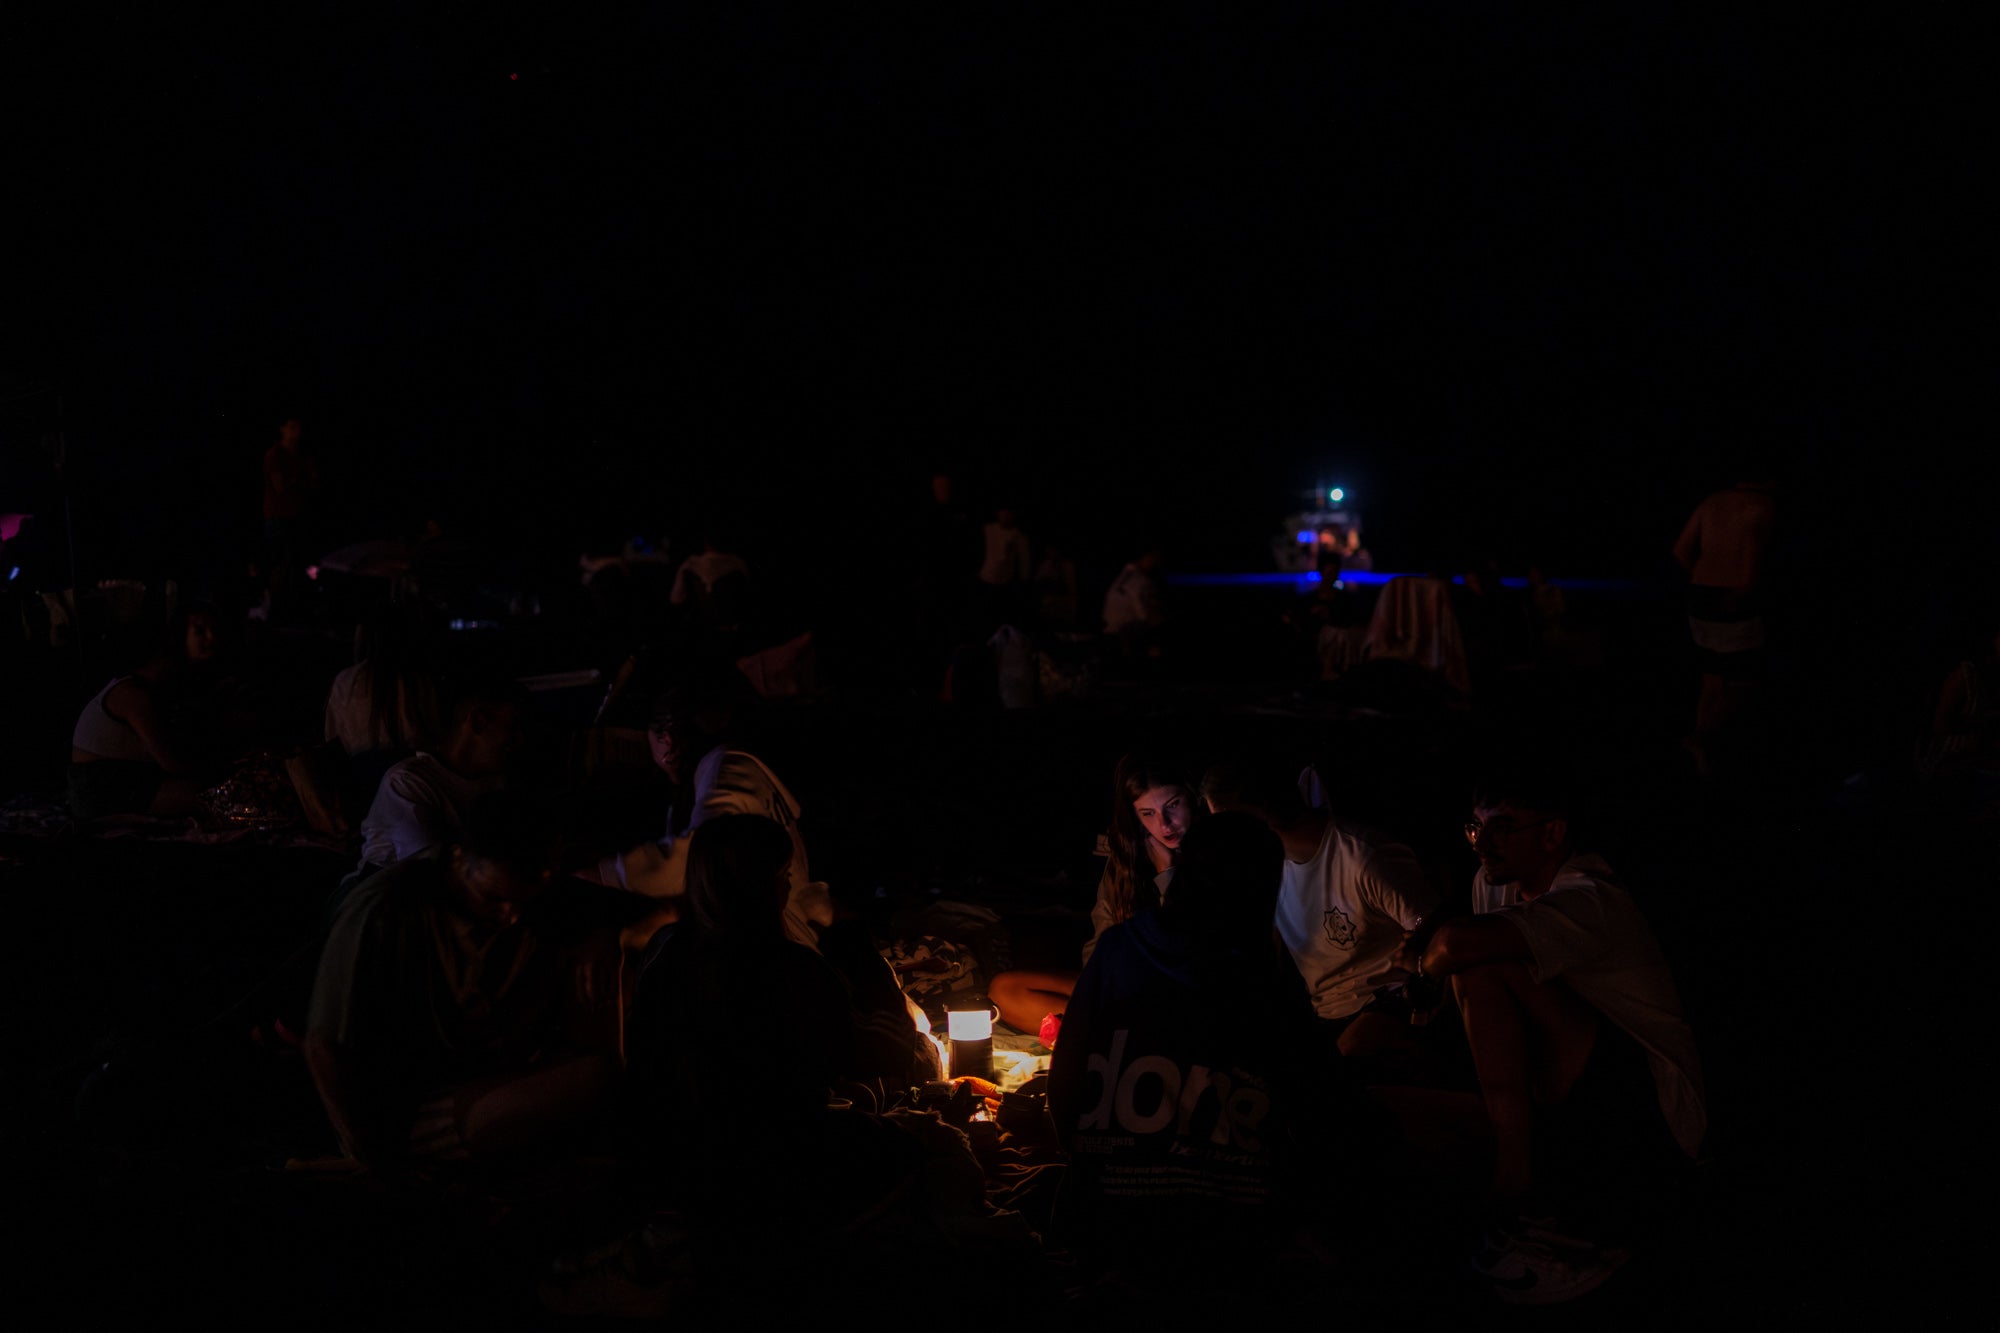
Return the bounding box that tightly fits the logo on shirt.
[1322,905,1358,949]
[1076,1029,1272,1153]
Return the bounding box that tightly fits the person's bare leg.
[455,1054,622,1158]
[1454,961,1599,1196]
[988,969,1076,1034]
[1454,965,1535,1196]
[1338,1009,1419,1063]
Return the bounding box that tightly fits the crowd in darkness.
[2,410,1994,1320]
[5,1,1985,1318]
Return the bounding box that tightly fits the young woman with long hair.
[987,752,1200,1035]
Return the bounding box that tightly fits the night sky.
[4,5,1969,584]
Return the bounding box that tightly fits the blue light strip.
[1168,571,1648,592]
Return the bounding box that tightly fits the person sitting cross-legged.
[304,791,623,1172]
[1376,766,1706,1305]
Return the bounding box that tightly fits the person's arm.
[559,925,627,1056]
[684,748,733,828]
[1078,859,1117,967]
[303,1032,400,1166]
[611,758,757,894]
[1417,914,1534,979]
[1361,844,1438,932]
[304,899,404,1166]
[105,680,193,776]
[1360,849,1448,988]
[596,835,688,899]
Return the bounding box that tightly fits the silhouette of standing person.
[1673,466,1777,776]
[261,417,319,619]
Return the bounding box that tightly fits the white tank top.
[72,678,156,762]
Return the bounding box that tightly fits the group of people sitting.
[280,626,1706,1310]
[59,579,1705,1310]
[987,751,1705,1305]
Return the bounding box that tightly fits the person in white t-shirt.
[589,685,833,953]
[1202,757,1437,1058]
[1377,769,1705,1303]
[986,753,1199,1037]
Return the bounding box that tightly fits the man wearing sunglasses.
[1379,768,1705,1305]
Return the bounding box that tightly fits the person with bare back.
[1672,467,1776,774]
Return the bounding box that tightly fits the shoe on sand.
[1472,1215,1631,1306]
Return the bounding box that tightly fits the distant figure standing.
[916,473,977,590]
[1338,526,1373,573]
[1102,548,1165,635]
[1921,618,2000,788]
[1314,528,1344,584]
[979,506,1032,589]
[911,473,979,668]
[1672,472,1777,774]
[261,417,319,616]
[1034,540,1080,630]
[978,505,1032,626]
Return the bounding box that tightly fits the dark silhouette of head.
[451,790,562,924]
[684,813,795,939]
[445,675,528,777]
[1200,754,1310,827]
[1161,811,1285,953]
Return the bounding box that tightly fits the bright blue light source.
[1295,530,1315,544]
[1329,487,1345,503]
[5,566,17,582]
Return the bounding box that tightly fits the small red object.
[1038,1011,1063,1048]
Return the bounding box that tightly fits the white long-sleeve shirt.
[598,746,833,949]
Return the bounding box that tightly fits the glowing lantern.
[945,1007,995,1081]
